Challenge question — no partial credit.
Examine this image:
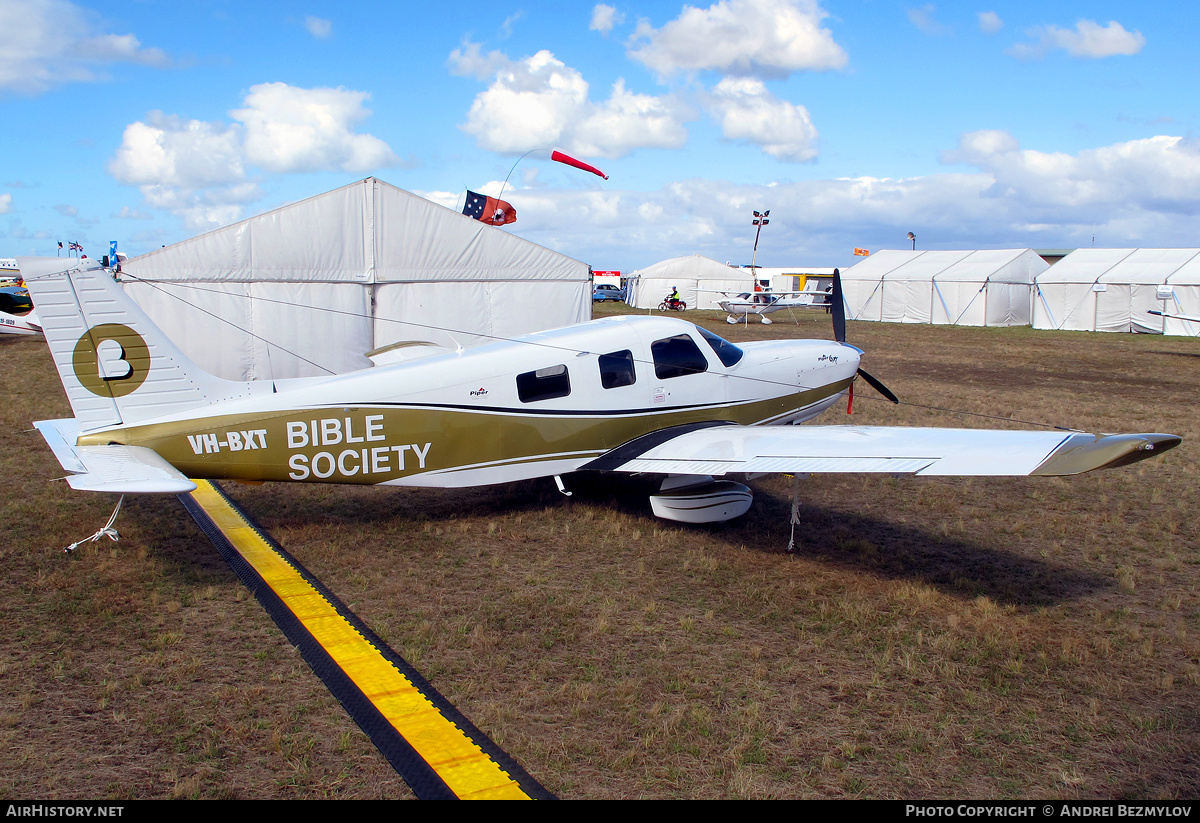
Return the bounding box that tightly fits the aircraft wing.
[1148,309,1200,324]
[34,419,197,493]
[596,425,1179,477]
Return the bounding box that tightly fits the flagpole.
[496,148,548,205]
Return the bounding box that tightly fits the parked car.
[592,283,626,302]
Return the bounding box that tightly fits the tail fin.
[19,257,250,434]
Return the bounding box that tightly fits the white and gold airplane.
[22,257,1180,524]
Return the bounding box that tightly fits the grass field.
[1,304,1196,799]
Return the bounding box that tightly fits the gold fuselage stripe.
[187,480,533,799]
[80,380,851,486]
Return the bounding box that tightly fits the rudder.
[19,257,250,434]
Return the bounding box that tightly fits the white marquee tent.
[840,249,1047,326]
[120,178,591,380]
[627,255,753,310]
[1032,248,1200,336]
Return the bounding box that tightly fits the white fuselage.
[78,315,859,488]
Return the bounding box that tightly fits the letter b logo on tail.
[72,324,150,397]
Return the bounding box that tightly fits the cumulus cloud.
[907,5,951,36]
[500,11,524,38]
[940,130,1200,214]
[137,183,261,232]
[574,80,690,156]
[114,206,152,220]
[706,78,818,162]
[108,113,245,188]
[447,40,512,80]
[457,46,691,158]
[448,131,1200,269]
[460,50,589,152]
[628,0,847,79]
[590,4,625,36]
[304,16,332,39]
[0,0,168,94]
[232,83,398,173]
[1008,19,1145,60]
[978,11,1002,34]
[108,84,396,230]
[0,193,12,214]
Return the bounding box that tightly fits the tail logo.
[72,324,150,397]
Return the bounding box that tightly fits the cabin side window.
[598,350,636,389]
[651,335,709,380]
[517,364,571,402]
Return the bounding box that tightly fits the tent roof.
[123,177,587,284]
[1031,248,1200,285]
[630,254,744,281]
[844,249,1043,283]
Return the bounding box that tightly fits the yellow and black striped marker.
[180,479,553,800]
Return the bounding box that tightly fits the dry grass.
[1,305,1197,799]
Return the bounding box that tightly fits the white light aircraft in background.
[21,257,1180,524]
[0,307,41,335]
[695,285,833,324]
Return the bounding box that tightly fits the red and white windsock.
[551,148,609,180]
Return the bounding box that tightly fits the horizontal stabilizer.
[603,425,1180,478]
[34,419,196,493]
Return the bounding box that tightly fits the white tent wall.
[840,250,908,321]
[372,280,590,351]
[929,249,1046,327]
[843,249,1040,327]
[628,255,751,310]
[1164,259,1200,336]
[1032,249,1133,331]
[886,251,972,324]
[1033,248,1200,335]
[119,178,589,381]
[1100,249,1200,334]
[121,281,374,379]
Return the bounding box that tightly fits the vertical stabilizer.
[19,258,250,433]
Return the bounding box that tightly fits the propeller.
[830,267,899,408]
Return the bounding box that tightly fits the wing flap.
[34,418,196,493]
[620,455,936,475]
[605,425,1179,478]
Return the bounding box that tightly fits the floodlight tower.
[751,209,770,281]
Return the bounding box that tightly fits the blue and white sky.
[2,0,1197,271]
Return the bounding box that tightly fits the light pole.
[907,231,916,251]
[751,209,770,285]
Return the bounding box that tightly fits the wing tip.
[1032,433,1182,476]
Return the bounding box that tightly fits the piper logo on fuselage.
[283,414,432,481]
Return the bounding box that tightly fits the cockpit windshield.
[696,326,744,367]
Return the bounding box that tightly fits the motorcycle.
[658,295,687,311]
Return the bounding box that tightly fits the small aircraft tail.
[18,257,250,434]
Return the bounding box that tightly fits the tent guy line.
[118,271,1079,432]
